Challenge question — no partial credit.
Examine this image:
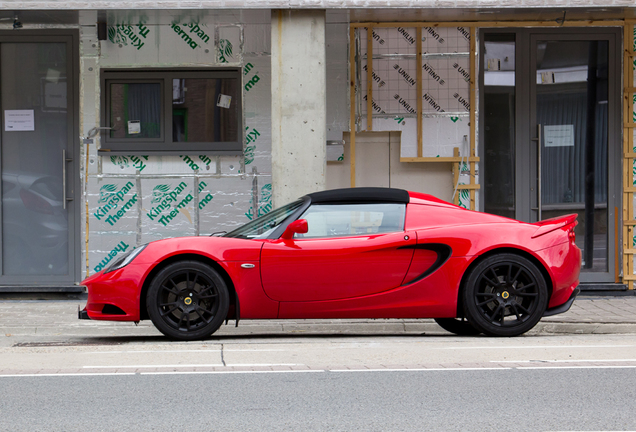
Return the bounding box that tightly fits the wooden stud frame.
[623,21,635,288]
[348,19,632,288]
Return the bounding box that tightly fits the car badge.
[184,297,192,305]
[502,292,510,299]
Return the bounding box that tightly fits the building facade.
[0,2,634,292]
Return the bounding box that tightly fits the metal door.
[0,32,79,286]
[480,28,620,283]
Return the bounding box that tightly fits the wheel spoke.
[198,294,218,300]
[510,266,523,286]
[516,283,536,292]
[488,304,503,322]
[510,302,522,321]
[477,297,496,307]
[515,302,531,315]
[160,304,180,317]
[159,301,178,307]
[490,268,500,283]
[480,274,499,288]
[177,312,186,329]
[161,284,180,296]
[515,292,538,297]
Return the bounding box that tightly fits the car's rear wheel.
[462,253,548,337]
[147,260,229,341]
[434,318,481,336]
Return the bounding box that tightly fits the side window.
[297,203,406,238]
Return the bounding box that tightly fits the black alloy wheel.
[462,253,548,337]
[147,260,229,341]
[434,317,481,336]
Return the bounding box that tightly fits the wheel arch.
[139,253,238,322]
[455,247,553,318]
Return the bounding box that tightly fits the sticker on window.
[128,120,141,135]
[217,94,232,109]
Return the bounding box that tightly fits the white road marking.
[330,367,512,372]
[434,345,635,350]
[519,365,636,370]
[141,370,325,375]
[3,364,636,377]
[83,348,285,354]
[494,359,636,363]
[82,363,301,369]
[0,373,136,378]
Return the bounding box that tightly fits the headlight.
[104,244,147,274]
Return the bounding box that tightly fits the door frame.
[0,30,80,287]
[478,27,622,284]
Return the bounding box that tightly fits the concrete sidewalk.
[1,295,636,345]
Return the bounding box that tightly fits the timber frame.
[349,19,632,288]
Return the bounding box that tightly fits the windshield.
[224,199,304,239]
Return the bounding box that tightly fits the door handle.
[62,150,73,209]
[530,124,542,221]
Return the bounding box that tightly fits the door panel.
[0,35,77,283]
[481,28,619,283]
[261,231,416,302]
[532,37,611,274]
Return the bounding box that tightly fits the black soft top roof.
[306,187,410,204]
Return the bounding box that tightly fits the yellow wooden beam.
[416,27,423,158]
[349,26,357,188]
[366,26,373,132]
[349,20,625,29]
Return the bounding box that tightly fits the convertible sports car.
[80,188,581,340]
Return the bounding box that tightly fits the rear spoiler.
[531,214,578,239]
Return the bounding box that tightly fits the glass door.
[481,29,620,283]
[0,34,78,284]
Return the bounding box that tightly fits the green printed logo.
[170,22,210,50]
[245,184,273,220]
[108,22,149,50]
[110,155,148,172]
[244,127,261,165]
[219,39,233,63]
[243,63,260,92]
[458,186,470,210]
[93,241,131,274]
[94,182,138,226]
[146,182,193,226]
[394,117,405,126]
[197,181,214,210]
[179,155,213,171]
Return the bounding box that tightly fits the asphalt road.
[2,368,636,431]
[3,334,636,431]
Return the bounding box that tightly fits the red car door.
[261,231,417,302]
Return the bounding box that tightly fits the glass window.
[297,203,406,238]
[224,200,304,239]
[109,83,161,139]
[101,69,242,154]
[172,78,239,143]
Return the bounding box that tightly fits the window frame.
[99,68,243,155]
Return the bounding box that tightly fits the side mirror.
[281,219,308,240]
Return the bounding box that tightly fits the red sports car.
[80,188,581,340]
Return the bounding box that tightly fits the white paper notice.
[5,110,35,131]
[217,94,232,109]
[544,125,574,147]
[127,120,141,135]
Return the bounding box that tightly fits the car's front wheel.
[147,260,229,341]
[462,253,548,337]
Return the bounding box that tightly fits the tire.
[147,260,230,341]
[462,253,548,337]
[434,318,481,336]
